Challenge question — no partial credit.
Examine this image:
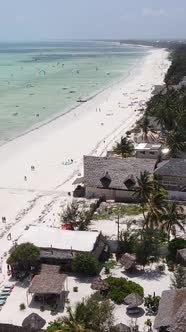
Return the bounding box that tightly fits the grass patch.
[93,204,142,220]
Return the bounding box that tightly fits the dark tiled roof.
[155,159,186,177]
[154,288,186,330]
[83,156,156,190]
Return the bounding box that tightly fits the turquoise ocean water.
[0,41,149,145]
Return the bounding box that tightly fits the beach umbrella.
[22,313,46,331]
[110,323,131,332]
[124,293,143,307]
[91,276,109,291]
[119,253,136,271]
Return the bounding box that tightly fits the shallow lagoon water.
[0,41,149,144]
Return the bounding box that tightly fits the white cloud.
[142,8,167,17]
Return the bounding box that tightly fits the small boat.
[77,98,87,103]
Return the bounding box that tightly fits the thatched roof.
[177,249,186,265]
[83,156,156,190]
[168,302,186,332]
[0,324,31,332]
[91,277,109,291]
[28,265,67,295]
[72,177,84,185]
[22,313,46,331]
[154,288,186,331]
[155,158,186,178]
[40,264,61,274]
[120,253,136,270]
[124,293,143,306]
[110,323,131,332]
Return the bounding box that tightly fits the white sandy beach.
[0,48,171,327]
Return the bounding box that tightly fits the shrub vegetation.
[105,277,144,304]
[72,253,100,276]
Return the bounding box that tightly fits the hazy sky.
[0,0,185,41]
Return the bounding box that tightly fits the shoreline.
[0,49,148,148]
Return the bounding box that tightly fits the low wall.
[168,191,186,201]
[85,186,136,203]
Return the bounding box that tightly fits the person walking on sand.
[24,176,27,181]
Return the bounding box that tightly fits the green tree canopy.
[168,238,186,262]
[45,294,115,332]
[61,201,95,231]
[72,253,100,276]
[7,242,40,272]
[113,136,134,158]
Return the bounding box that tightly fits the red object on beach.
[61,224,74,230]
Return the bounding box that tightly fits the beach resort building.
[74,155,156,202]
[18,226,107,268]
[154,288,186,331]
[27,264,68,308]
[134,143,162,159]
[155,158,186,201]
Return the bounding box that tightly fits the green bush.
[72,253,100,276]
[104,260,116,274]
[7,242,40,273]
[105,277,144,304]
[73,286,78,292]
[167,260,175,271]
[168,238,186,261]
[144,293,161,314]
[19,303,26,310]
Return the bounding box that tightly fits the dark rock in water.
[69,90,76,94]
[13,112,18,116]
[15,105,19,108]
[29,93,35,96]
[62,87,68,90]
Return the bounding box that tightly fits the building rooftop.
[135,143,161,150]
[155,158,186,177]
[18,226,99,252]
[154,288,186,331]
[83,156,156,190]
[28,264,67,295]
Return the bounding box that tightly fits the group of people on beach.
[24,165,36,181]
[2,217,6,223]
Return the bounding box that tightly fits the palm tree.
[113,136,134,157]
[145,189,166,230]
[161,202,185,241]
[134,171,153,205]
[134,172,167,231]
[166,129,186,158]
[136,113,156,142]
[62,306,94,332]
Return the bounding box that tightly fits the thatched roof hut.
[120,253,136,270]
[124,293,143,307]
[91,276,109,291]
[22,313,46,331]
[110,323,131,332]
[154,288,186,332]
[28,265,67,295]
